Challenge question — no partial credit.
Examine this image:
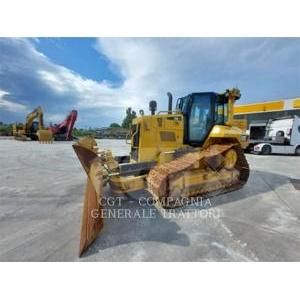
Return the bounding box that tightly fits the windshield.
[189,94,214,143]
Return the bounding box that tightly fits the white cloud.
[0,38,300,126]
[0,89,28,112]
[8,38,258,116]
[94,38,300,111]
[37,60,128,110]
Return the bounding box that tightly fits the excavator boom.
[49,110,78,141]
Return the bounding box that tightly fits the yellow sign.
[293,99,300,108]
[234,100,284,115]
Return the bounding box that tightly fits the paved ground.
[0,138,300,261]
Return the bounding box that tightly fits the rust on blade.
[73,144,99,175]
[73,144,105,257]
[79,177,104,256]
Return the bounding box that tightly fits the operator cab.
[176,92,230,146]
[30,121,39,133]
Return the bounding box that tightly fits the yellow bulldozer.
[73,88,250,256]
[13,106,53,142]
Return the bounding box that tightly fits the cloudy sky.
[0,38,299,128]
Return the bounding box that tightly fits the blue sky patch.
[0,37,299,127]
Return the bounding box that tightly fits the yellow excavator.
[13,106,53,142]
[73,88,250,256]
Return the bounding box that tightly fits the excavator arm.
[25,106,44,132]
[49,110,77,141]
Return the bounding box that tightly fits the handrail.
[157,110,181,115]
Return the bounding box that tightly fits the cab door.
[186,93,217,146]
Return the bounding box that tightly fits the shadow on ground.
[79,168,296,258]
[80,191,191,258]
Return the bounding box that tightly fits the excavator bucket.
[37,129,53,143]
[73,143,105,256]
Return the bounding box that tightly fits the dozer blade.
[73,144,104,256]
[37,129,53,143]
[79,177,104,256]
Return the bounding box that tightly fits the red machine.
[49,110,78,141]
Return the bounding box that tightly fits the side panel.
[136,114,184,162]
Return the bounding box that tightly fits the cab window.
[188,94,214,143]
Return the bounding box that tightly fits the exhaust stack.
[167,92,173,114]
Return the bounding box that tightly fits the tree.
[122,107,137,129]
[0,123,13,136]
[109,123,121,128]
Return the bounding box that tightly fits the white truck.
[252,116,300,155]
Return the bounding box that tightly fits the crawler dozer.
[73,88,250,256]
[13,106,53,143]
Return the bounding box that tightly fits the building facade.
[234,97,300,127]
